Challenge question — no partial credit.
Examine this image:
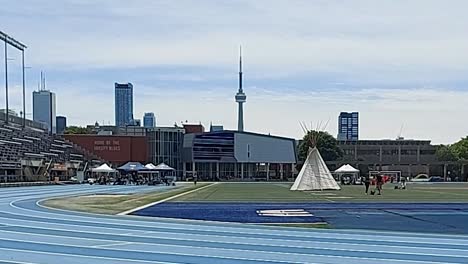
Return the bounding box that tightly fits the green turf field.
[173,182,468,202]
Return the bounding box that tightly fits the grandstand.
[0,115,102,182]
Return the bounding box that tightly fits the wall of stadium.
[64,135,148,165]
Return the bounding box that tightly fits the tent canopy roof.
[92,163,116,173]
[335,164,359,173]
[118,162,146,172]
[145,163,158,170]
[154,162,175,171]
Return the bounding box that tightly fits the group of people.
[361,174,407,195]
[361,174,384,195]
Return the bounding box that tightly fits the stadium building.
[182,131,297,181]
[328,139,443,178]
[0,113,101,182]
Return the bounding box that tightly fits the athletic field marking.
[2,223,468,261]
[0,231,465,263]
[0,258,39,264]
[11,197,468,243]
[413,189,468,197]
[92,241,135,248]
[117,183,219,215]
[0,248,178,264]
[256,209,313,217]
[4,213,467,249]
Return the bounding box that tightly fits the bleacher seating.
[0,120,102,165]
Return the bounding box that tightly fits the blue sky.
[1,0,468,144]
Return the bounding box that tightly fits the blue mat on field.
[133,202,468,233]
[133,203,324,223]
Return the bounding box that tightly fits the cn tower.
[235,46,246,131]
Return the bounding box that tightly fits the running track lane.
[0,185,467,263]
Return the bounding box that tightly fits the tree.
[436,144,458,162]
[64,126,89,134]
[298,130,343,162]
[452,136,468,160]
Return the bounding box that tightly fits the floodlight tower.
[0,30,27,126]
[235,46,246,131]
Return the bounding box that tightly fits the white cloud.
[1,0,468,144]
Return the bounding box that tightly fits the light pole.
[23,64,32,128]
[0,31,27,124]
[4,40,8,123]
[22,50,25,127]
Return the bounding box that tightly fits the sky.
[1,0,468,144]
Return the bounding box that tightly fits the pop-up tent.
[144,163,158,170]
[335,164,360,185]
[91,164,116,173]
[335,164,359,174]
[118,162,146,172]
[154,163,175,171]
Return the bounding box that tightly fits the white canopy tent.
[91,164,116,173]
[335,164,359,173]
[334,164,360,185]
[154,163,175,171]
[145,163,158,170]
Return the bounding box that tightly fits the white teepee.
[291,148,340,191]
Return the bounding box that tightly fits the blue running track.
[0,184,467,263]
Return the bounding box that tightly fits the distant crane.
[397,123,405,140]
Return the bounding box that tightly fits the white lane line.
[117,183,219,215]
[0,248,179,264]
[0,236,311,264]
[0,259,39,264]
[0,235,454,264]
[4,205,468,248]
[7,187,468,243]
[0,227,467,260]
[92,241,134,248]
[2,215,468,256]
[8,186,466,241]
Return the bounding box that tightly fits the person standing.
[362,175,371,195]
[376,174,384,195]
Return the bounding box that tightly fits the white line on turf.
[117,183,219,215]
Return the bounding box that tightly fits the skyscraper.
[337,112,359,141]
[143,112,156,128]
[56,116,67,135]
[115,83,133,127]
[33,90,56,134]
[235,46,246,131]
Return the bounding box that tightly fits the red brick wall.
[65,135,148,165]
[183,124,204,134]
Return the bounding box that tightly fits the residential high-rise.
[337,112,359,141]
[143,112,156,128]
[114,83,133,127]
[33,90,56,133]
[56,116,67,135]
[235,46,246,131]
